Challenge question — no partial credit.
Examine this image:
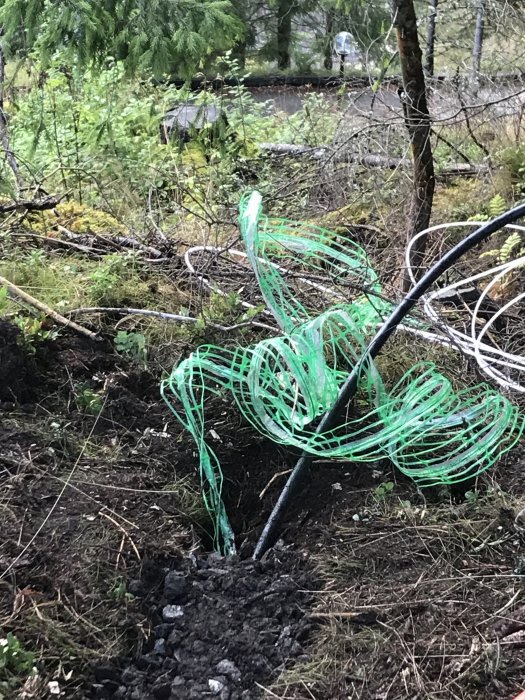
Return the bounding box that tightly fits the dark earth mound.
[0,318,32,401]
[92,548,315,700]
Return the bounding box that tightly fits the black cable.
[253,200,525,560]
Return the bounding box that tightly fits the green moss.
[431,178,497,222]
[26,201,128,237]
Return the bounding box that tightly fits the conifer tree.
[0,0,242,77]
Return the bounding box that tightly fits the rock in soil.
[92,548,315,699]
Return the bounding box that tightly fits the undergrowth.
[1,50,525,700]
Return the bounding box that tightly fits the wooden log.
[258,142,488,175]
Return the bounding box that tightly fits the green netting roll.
[161,191,524,554]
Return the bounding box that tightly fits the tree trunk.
[0,27,22,194]
[472,0,485,79]
[324,9,335,71]
[392,0,435,290]
[424,0,438,77]
[276,0,293,70]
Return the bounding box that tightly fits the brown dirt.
[0,327,524,699]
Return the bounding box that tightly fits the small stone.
[161,657,178,672]
[162,604,184,622]
[216,659,241,683]
[154,623,172,639]
[121,667,140,685]
[127,579,144,597]
[153,638,166,656]
[93,662,121,683]
[101,679,119,693]
[238,540,254,559]
[151,678,171,699]
[170,676,186,696]
[289,641,303,656]
[192,640,206,654]
[136,653,162,670]
[208,678,226,694]
[207,552,224,566]
[164,572,187,601]
[167,629,183,648]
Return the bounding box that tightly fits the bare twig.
[0,275,100,340]
[147,186,168,242]
[0,195,61,214]
[259,470,293,500]
[66,305,277,333]
[98,509,141,562]
[57,224,165,258]
[10,231,104,256]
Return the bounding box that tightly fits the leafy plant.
[25,249,46,268]
[0,287,8,312]
[470,193,507,223]
[372,481,395,503]
[465,489,480,505]
[10,60,184,208]
[197,291,246,329]
[114,330,147,360]
[501,144,525,185]
[75,384,104,415]
[109,579,134,603]
[89,252,139,302]
[0,633,35,691]
[13,315,59,352]
[481,230,524,264]
[488,193,506,218]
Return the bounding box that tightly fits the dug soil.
[0,326,525,699]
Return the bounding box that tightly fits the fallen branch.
[113,235,164,258]
[11,231,104,256]
[67,306,277,333]
[259,143,331,159]
[0,195,61,214]
[259,142,489,175]
[57,225,164,258]
[0,275,100,341]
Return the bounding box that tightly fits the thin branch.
[66,306,277,333]
[57,224,164,258]
[10,231,104,256]
[0,195,61,214]
[0,275,100,340]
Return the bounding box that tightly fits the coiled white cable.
[406,222,525,393]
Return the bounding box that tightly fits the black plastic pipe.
[253,201,525,560]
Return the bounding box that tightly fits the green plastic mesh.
[161,191,524,554]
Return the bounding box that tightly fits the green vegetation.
[1,0,242,77]
[0,633,35,696]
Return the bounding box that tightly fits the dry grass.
[270,472,525,699]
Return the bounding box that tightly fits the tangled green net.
[161,192,524,554]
